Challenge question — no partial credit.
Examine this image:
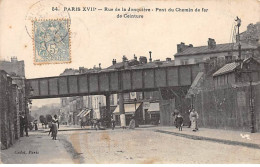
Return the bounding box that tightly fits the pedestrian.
[79,118,83,128]
[48,116,53,136]
[111,118,116,130]
[93,119,98,130]
[51,115,59,140]
[34,120,38,131]
[189,109,199,132]
[173,109,179,128]
[175,113,184,131]
[23,114,29,137]
[129,116,135,129]
[19,112,24,137]
[187,109,192,128]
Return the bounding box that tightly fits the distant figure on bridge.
[51,115,59,140]
[189,109,199,132]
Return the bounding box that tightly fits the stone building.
[0,57,27,149]
[0,57,25,77]
[213,58,260,88]
[240,22,260,47]
[174,38,257,66]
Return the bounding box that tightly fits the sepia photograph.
[0,0,260,164]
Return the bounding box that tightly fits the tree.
[39,115,47,129]
[39,115,45,124]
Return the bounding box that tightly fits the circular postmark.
[25,0,71,40]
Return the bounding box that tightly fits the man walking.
[19,112,24,137]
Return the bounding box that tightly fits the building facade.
[174,38,257,66]
[0,57,27,149]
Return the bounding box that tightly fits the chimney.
[149,51,152,62]
[208,38,216,49]
[134,54,137,60]
[122,55,128,62]
[112,59,117,65]
[99,63,101,69]
[11,56,17,62]
[79,67,85,73]
[166,57,171,62]
[177,42,192,53]
[139,56,147,64]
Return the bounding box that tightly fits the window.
[181,59,189,65]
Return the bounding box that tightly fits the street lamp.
[235,16,242,60]
[134,98,139,127]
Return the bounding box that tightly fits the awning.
[186,72,204,98]
[113,103,141,115]
[148,103,159,112]
[77,109,86,117]
[82,110,91,117]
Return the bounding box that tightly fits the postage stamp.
[32,19,71,65]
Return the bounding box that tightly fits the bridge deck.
[26,64,200,99]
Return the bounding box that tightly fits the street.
[1,126,260,164]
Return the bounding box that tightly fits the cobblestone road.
[1,127,260,164]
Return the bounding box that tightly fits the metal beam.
[26,64,200,99]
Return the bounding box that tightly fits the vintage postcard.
[0,0,260,164]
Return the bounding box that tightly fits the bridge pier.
[105,93,111,128]
[119,93,126,128]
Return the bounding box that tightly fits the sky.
[0,0,259,107]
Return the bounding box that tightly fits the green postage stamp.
[32,19,71,65]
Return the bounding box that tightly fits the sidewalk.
[149,126,260,149]
[0,131,74,164]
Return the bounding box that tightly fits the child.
[175,113,184,131]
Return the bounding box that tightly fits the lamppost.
[235,16,242,60]
[134,98,137,113]
[99,102,101,119]
[134,98,139,127]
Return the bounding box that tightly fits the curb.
[155,129,260,150]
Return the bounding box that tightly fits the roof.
[131,60,175,69]
[213,62,240,77]
[175,43,257,57]
[106,62,125,69]
[213,57,260,77]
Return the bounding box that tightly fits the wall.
[194,84,260,132]
[0,71,22,150]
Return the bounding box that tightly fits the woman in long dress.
[51,115,59,140]
[129,116,135,129]
[189,109,199,132]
